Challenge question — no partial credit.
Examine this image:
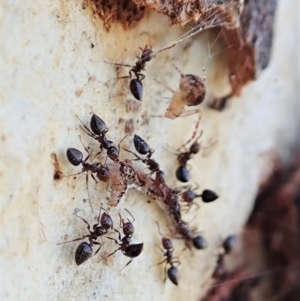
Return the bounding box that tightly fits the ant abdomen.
[75,242,93,266]
[175,165,190,183]
[222,235,236,254]
[66,148,83,166]
[90,114,107,135]
[133,134,150,155]
[124,243,144,258]
[130,79,143,101]
[201,190,219,203]
[193,236,208,250]
[167,266,179,286]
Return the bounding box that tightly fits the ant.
[106,44,175,101]
[101,209,143,270]
[212,235,236,280]
[58,206,113,265]
[66,146,111,211]
[173,220,208,250]
[180,187,219,211]
[123,134,165,185]
[175,132,203,182]
[76,114,120,162]
[154,222,180,286]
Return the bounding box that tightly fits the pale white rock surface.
[0,0,299,300]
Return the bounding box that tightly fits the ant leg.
[177,112,202,150]
[114,228,122,241]
[104,60,135,69]
[75,115,95,138]
[85,172,94,213]
[62,171,84,178]
[120,259,133,271]
[79,135,91,157]
[93,242,103,256]
[155,221,165,238]
[100,246,121,261]
[57,235,89,245]
[151,259,167,267]
[122,148,142,161]
[90,173,99,184]
[73,212,91,231]
[117,135,128,153]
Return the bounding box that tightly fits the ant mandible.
[58,206,114,265]
[101,209,143,270]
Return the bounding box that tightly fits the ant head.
[129,79,143,101]
[75,242,93,265]
[175,165,190,183]
[201,189,219,203]
[162,237,173,250]
[167,266,178,286]
[101,212,113,230]
[66,148,83,166]
[133,134,150,155]
[90,114,107,135]
[107,146,119,161]
[179,74,206,106]
[222,235,236,254]
[97,166,110,182]
[124,243,144,258]
[123,220,134,237]
[193,235,208,250]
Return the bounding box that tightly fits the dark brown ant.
[106,44,174,101]
[173,220,208,250]
[58,206,113,265]
[76,114,120,162]
[175,132,203,183]
[123,134,165,184]
[66,146,110,211]
[180,188,219,210]
[212,235,236,279]
[101,209,143,270]
[154,222,180,286]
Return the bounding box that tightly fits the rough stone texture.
[0,0,298,301]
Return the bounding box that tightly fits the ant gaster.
[58,206,113,265]
[102,209,143,270]
[106,44,174,101]
[154,222,180,286]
